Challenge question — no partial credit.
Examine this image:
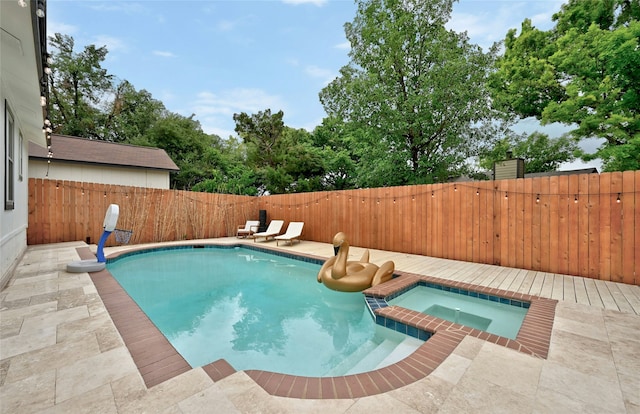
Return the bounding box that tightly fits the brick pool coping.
[82,243,556,399]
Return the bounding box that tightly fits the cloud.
[92,35,127,52]
[334,41,350,50]
[217,20,237,31]
[86,2,146,14]
[47,21,77,38]
[448,1,563,50]
[190,88,288,136]
[200,121,237,139]
[153,50,176,58]
[282,0,327,6]
[157,90,176,104]
[286,58,300,67]
[304,65,336,85]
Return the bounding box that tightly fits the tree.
[319,0,500,184]
[145,114,219,190]
[490,0,640,171]
[478,132,578,174]
[48,33,113,139]
[233,109,285,171]
[232,110,335,194]
[311,117,358,190]
[268,127,326,193]
[103,80,167,143]
[48,34,167,144]
[192,135,260,196]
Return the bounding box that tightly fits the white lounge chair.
[237,220,260,238]
[275,222,304,246]
[253,220,284,242]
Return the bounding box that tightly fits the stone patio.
[1,239,638,413]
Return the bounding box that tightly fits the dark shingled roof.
[524,168,598,178]
[29,134,179,171]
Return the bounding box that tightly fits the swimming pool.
[106,246,422,377]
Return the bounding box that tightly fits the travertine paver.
[1,239,639,413]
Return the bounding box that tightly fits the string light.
[35,0,45,17]
[38,181,637,210]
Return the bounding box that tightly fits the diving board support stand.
[67,204,119,273]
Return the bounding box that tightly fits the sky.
[47,0,601,171]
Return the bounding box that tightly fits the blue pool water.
[388,285,528,339]
[107,247,422,377]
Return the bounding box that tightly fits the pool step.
[344,339,399,375]
[324,339,380,377]
[325,330,425,377]
[374,336,423,369]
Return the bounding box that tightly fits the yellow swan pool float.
[317,232,395,292]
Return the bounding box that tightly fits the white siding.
[29,160,171,189]
[1,0,45,288]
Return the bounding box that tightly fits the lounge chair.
[253,220,284,242]
[275,222,304,246]
[237,220,260,238]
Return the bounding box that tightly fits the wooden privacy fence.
[260,171,638,285]
[28,171,638,285]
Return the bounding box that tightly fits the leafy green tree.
[478,132,578,174]
[192,136,259,195]
[319,0,500,184]
[145,114,219,189]
[269,127,326,193]
[232,109,335,194]
[490,0,640,171]
[49,34,167,144]
[103,80,167,143]
[233,109,285,170]
[48,33,113,139]
[311,117,358,190]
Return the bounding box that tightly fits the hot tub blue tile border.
[418,281,530,309]
[364,278,532,341]
[364,292,433,341]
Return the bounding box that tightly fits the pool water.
[388,285,528,339]
[107,247,422,377]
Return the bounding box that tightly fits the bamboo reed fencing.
[27,179,258,246]
[28,172,638,285]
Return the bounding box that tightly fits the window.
[5,101,15,210]
[19,132,24,181]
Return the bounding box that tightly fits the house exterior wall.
[1,1,46,289]
[0,100,30,289]
[29,160,171,189]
